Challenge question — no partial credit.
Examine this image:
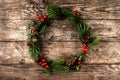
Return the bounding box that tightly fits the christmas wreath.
[26,5,99,73]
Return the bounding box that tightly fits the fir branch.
[47,5,62,19]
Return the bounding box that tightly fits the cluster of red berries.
[81,44,88,54]
[36,14,47,22]
[72,10,78,16]
[35,58,49,69]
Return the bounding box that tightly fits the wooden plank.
[23,4,120,19]
[0,1,120,19]
[59,2,120,19]
[47,0,120,4]
[0,0,28,9]
[0,0,45,9]
[0,42,32,64]
[0,42,120,64]
[0,20,119,41]
[0,30,27,41]
[42,42,120,63]
[0,64,120,80]
[0,0,21,4]
[33,1,120,19]
[0,20,28,30]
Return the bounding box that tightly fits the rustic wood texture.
[0,20,119,41]
[0,0,120,80]
[0,42,120,64]
[0,64,120,80]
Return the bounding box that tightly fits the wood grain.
[0,42,32,64]
[0,0,28,9]
[42,42,120,63]
[0,0,45,9]
[0,41,120,64]
[0,0,120,79]
[0,20,119,41]
[0,64,120,80]
[47,0,120,4]
[0,0,120,19]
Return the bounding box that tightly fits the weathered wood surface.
[0,0,120,80]
[0,20,119,41]
[0,42,120,64]
[0,64,120,80]
[0,0,120,19]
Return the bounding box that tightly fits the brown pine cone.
[30,26,37,35]
[84,36,90,43]
[65,58,76,66]
[27,41,34,46]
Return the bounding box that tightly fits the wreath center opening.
[41,20,82,61]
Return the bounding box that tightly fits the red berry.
[45,65,49,69]
[38,14,43,18]
[78,60,81,65]
[81,48,88,54]
[41,63,45,67]
[43,15,47,19]
[72,10,78,16]
[35,58,39,62]
[84,49,88,53]
[36,17,40,21]
[81,49,85,53]
[41,18,44,22]
[39,62,42,65]
[41,58,45,62]
[44,62,47,66]
[73,10,77,13]
[82,44,87,48]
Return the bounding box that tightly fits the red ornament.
[45,65,49,69]
[78,60,81,65]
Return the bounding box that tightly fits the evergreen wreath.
[26,5,99,73]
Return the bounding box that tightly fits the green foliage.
[43,68,50,74]
[29,41,42,59]
[47,5,62,19]
[39,25,47,34]
[61,8,73,17]
[76,22,91,43]
[50,59,69,72]
[26,21,34,30]
[88,34,100,48]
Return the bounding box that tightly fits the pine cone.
[27,41,34,46]
[84,36,90,43]
[30,26,37,35]
[65,58,76,66]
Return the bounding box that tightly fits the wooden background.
[0,0,120,80]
